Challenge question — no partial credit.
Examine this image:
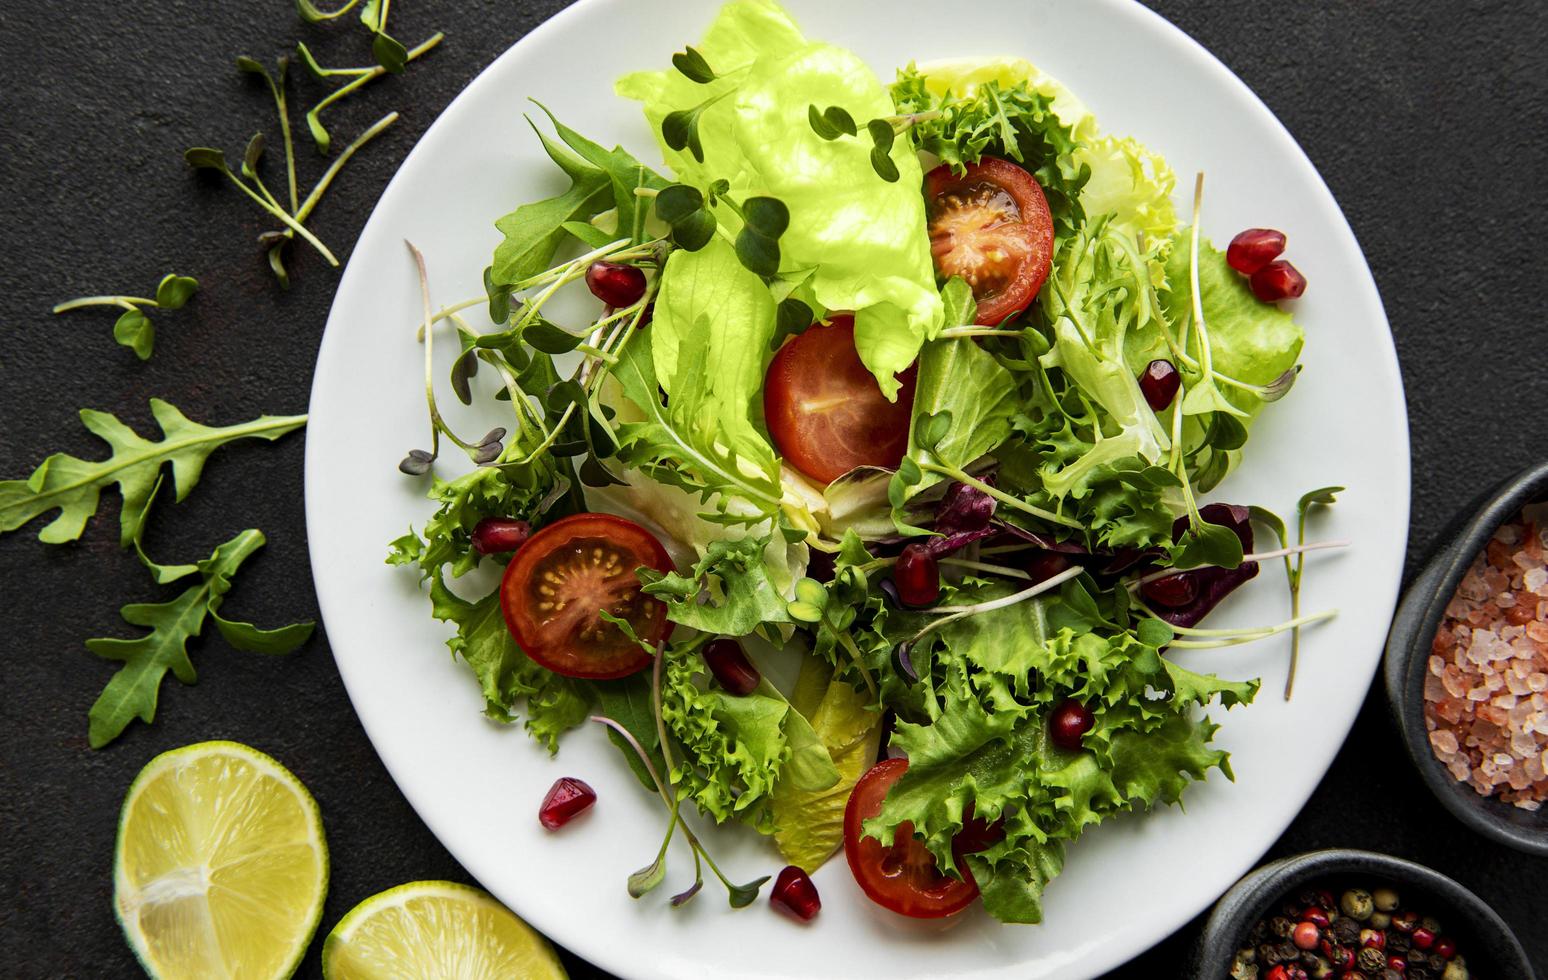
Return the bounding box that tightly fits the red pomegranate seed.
[1141,573,1198,608]
[894,544,940,608]
[1048,699,1094,750]
[538,777,596,830]
[1226,227,1286,275]
[585,261,647,308]
[1291,921,1320,950]
[1410,927,1435,950]
[1249,260,1307,303]
[1138,359,1181,411]
[471,517,531,555]
[770,865,820,921]
[1024,551,1072,583]
[1433,936,1456,959]
[1300,906,1330,929]
[703,638,761,696]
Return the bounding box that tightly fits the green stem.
[907,565,1083,647]
[938,327,1022,340]
[296,112,398,223]
[1186,173,1218,387]
[221,169,338,265]
[52,296,154,313]
[306,33,442,142]
[1166,608,1336,648]
[939,557,1030,580]
[920,462,1082,530]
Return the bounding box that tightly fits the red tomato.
[843,758,981,918]
[925,157,1055,325]
[762,315,916,485]
[499,513,674,679]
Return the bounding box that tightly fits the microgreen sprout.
[298,32,443,154]
[52,274,198,360]
[903,564,1085,649]
[1251,488,1343,697]
[671,45,719,84]
[660,90,731,164]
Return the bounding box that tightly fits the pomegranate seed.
[770,865,820,921]
[471,517,530,555]
[1433,936,1456,959]
[1410,927,1435,951]
[1138,359,1181,411]
[894,544,940,608]
[1291,921,1320,950]
[538,777,596,830]
[1360,928,1385,950]
[703,638,760,696]
[1387,955,1407,973]
[1048,699,1094,750]
[585,261,647,308]
[1226,227,1286,275]
[1300,906,1330,929]
[1141,573,1198,608]
[1024,551,1072,583]
[1249,260,1307,303]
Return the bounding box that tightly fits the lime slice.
[113,741,328,980]
[322,881,566,980]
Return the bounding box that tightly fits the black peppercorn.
[1358,946,1387,973]
[1270,916,1295,939]
[1333,918,1360,944]
[1380,971,1403,980]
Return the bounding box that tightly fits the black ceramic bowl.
[1384,460,1548,856]
[1190,848,1535,979]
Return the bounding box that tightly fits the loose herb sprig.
[295,0,413,73]
[295,32,442,153]
[807,102,934,182]
[1251,487,1343,698]
[52,274,198,360]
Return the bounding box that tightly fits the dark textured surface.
[1,1,1544,977]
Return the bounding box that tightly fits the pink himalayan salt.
[1423,510,1548,810]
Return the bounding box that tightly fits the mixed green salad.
[387,0,1337,925]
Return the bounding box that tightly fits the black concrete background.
[1,1,1544,977]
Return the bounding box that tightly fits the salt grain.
[1423,507,1548,810]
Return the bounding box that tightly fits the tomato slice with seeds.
[843,758,982,919]
[763,315,916,485]
[498,513,674,680]
[925,157,1055,325]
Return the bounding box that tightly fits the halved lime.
[113,741,329,979]
[322,881,566,980]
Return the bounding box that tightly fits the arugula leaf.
[85,528,314,747]
[1,399,306,547]
[594,673,665,791]
[427,571,592,746]
[491,124,612,285]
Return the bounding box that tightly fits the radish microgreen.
[52,274,198,360]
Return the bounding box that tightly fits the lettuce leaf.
[638,535,793,636]
[863,595,1257,923]
[617,0,942,397]
[771,655,883,871]
[426,572,592,747]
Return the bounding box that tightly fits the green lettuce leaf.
[1156,231,1304,422]
[637,535,793,636]
[617,0,942,397]
[771,655,882,871]
[864,611,1256,923]
[428,571,592,747]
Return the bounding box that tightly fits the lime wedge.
[322,881,566,980]
[113,741,328,980]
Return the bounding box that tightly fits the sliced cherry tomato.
[925,157,1055,325]
[763,315,916,485]
[499,513,673,679]
[843,758,980,918]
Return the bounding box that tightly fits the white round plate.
[305,1,1408,976]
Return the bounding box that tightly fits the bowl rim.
[1189,847,1537,978]
[1382,459,1548,856]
